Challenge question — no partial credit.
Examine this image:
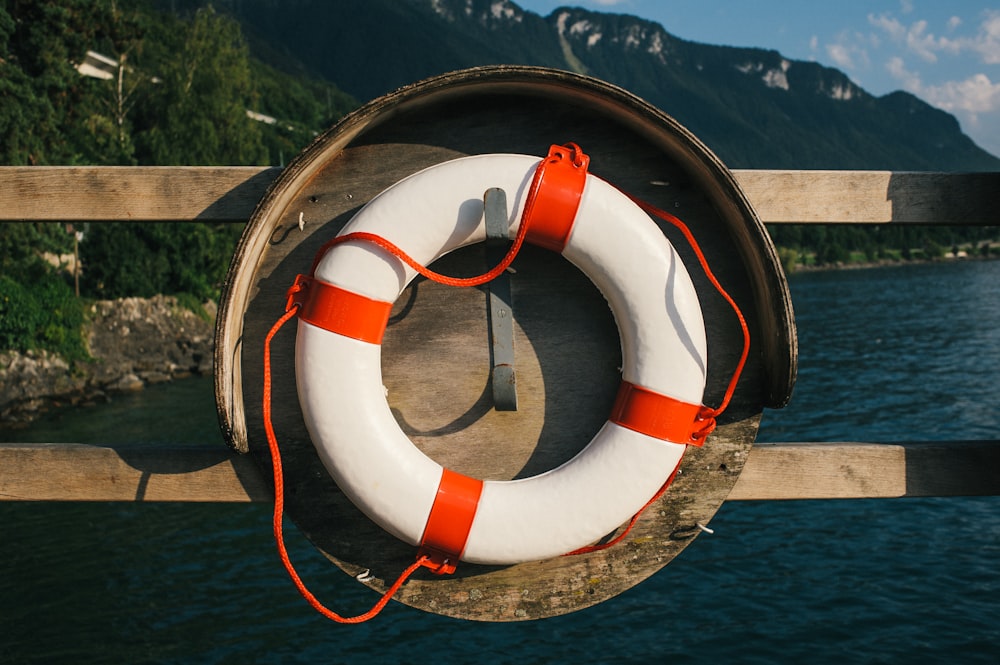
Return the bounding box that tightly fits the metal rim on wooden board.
[214,65,796,621]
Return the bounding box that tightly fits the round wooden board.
[215,66,795,621]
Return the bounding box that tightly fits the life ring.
[289,145,714,569]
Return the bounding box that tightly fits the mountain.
[192,0,999,171]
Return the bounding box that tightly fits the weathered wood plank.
[729,441,1000,500]
[0,442,269,502]
[0,166,279,222]
[1,167,996,224]
[732,170,1000,224]
[2,441,997,502]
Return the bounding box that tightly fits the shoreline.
[785,252,998,275]
[3,255,995,427]
[1,295,215,428]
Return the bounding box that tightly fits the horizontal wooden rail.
[1,167,997,224]
[0,166,281,222]
[1,441,997,502]
[734,170,999,224]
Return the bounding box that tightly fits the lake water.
[2,260,998,664]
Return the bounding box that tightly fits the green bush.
[80,222,241,301]
[776,246,799,274]
[0,275,40,351]
[174,291,212,322]
[924,240,945,259]
[817,242,849,265]
[0,268,88,362]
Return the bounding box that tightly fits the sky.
[516,0,1000,158]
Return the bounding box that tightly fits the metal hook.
[484,187,517,411]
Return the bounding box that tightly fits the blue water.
[2,260,999,664]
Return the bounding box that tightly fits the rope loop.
[690,406,719,446]
[264,305,430,624]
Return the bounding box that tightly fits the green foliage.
[0,267,88,362]
[0,222,88,359]
[80,222,242,301]
[776,246,799,274]
[135,7,266,165]
[924,240,945,259]
[0,222,75,273]
[1,0,342,167]
[0,275,37,351]
[0,0,145,165]
[817,241,848,266]
[768,223,1000,268]
[173,291,211,321]
[250,59,357,165]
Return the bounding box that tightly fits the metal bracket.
[484,187,517,411]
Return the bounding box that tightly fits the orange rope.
[566,196,752,557]
[632,197,751,418]
[565,463,683,556]
[305,151,551,287]
[263,307,427,623]
[261,147,753,615]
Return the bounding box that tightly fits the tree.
[0,1,73,164]
[137,6,266,166]
[76,0,149,165]
[79,221,242,301]
[0,0,153,165]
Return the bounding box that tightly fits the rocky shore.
[1,295,215,427]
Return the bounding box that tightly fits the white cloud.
[927,74,1000,156]
[827,43,855,69]
[825,31,873,71]
[886,55,922,91]
[923,73,1000,115]
[869,14,965,63]
[907,20,943,62]
[870,10,1000,64]
[869,13,906,42]
[900,0,914,15]
[969,10,1000,64]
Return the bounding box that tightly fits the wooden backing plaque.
[215,66,796,621]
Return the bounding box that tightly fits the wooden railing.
[2,166,998,502]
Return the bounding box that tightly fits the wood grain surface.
[3,167,995,225]
[4,440,997,502]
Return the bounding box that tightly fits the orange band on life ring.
[419,469,484,575]
[287,274,392,344]
[609,381,716,446]
[523,144,590,252]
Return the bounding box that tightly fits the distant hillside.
[196,0,999,171]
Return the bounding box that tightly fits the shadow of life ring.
[287,144,724,572]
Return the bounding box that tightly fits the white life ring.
[291,146,712,568]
